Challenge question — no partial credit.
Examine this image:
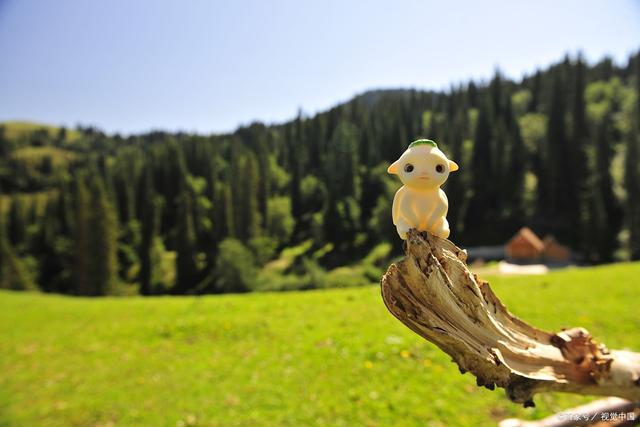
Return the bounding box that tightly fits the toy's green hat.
[408,139,437,149]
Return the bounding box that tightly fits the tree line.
[1,51,639,295]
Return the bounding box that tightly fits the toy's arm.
[438,189,449,217]
[391,187,402,225]
[392,188,410,239]
[425,190,448,227]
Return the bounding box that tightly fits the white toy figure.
[388,139,459,240]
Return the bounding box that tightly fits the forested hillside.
[1,52,639,295]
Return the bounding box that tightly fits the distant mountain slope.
[0,120,81,142]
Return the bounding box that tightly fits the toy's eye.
[404,163,414,173]
[435,164,445,173]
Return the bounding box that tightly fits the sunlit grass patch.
[10,146,76,168]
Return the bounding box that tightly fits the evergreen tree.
[113,151,141,224]
[546,70,569,218]
[489,71,503,117]
[325,120,360,199]
[464,99,496,244]
[528,71,542,112]
[0,126,9,157]
[72,174,91,295]
[255,133,271,228]
[34,199,68,293]
[0,232,35,290]
[442,110,466,235]
[72,173,118,295]
[139,168,163,295]
[289,124,303,220]
[55,186,72,236]
[86,175,118,295]
[174,189,198,293]
[504,97,527,226]
[592,112,623,261]
[161,142,188,231]
[237,152,261,242]
[538,66,582,244]
[571,57,590,251]
[211,179,234,242]
[7,194,26,247]
[581,179,610,263]
[467,81,478,108]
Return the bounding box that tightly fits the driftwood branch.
[380,230,640,406]
[499,397,639,426]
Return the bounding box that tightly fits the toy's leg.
[432,217,450,239]
[426,205,447,232]
[396,219,410,240]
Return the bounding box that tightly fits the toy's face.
[387,146,458,189]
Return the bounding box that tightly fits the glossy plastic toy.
[388,139,459,239]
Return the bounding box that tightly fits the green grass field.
[1,263,639,426]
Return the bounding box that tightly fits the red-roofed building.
[505,227,544,262]
[504,227,572,264]
[542,235,572,263]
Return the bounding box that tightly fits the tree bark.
[380,230,640,406]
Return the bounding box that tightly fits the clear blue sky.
[0,0,638,135]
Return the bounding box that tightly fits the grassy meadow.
[1,262,639,427]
